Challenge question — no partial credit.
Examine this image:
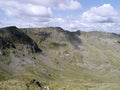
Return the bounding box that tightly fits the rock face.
[0,26,42,73]
[0,26,42,53]
[0,37,15,49]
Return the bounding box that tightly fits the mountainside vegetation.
[0,26,120,90]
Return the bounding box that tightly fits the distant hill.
[0,26,120,90]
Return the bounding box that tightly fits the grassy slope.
[0,66,12,81]
[0,28,120,90]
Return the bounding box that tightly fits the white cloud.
[0,0,53,28]
[0,0,81,28]
[58,0,81,10]
[81,4,118,23]
[0,1,52,17]
[0,0,81,11]
[46,17,91,31]
[23,4,52,17]
[46,15,120,34]
[79,4,120,33]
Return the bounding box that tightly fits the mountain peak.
[1,26,18,30]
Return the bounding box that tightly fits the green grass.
[0,66,13,81]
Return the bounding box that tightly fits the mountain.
[0,26,120,90]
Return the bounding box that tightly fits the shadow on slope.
[0,26,42,53]
[57,27,81,49]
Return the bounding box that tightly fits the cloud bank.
[81,4,118,23]
[0,0,81,27]
[0,0,120,33]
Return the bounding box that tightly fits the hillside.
[0,26,120,90]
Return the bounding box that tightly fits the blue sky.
[0,0,120,33]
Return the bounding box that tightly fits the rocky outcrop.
[0,26,42,53]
